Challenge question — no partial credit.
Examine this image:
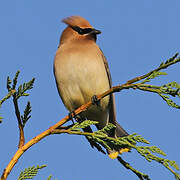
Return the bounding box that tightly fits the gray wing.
[100,49,128,137]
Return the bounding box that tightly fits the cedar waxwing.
[54,16,129,158]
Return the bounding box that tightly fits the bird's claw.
[68,111,76,124]
[91,95,100,106]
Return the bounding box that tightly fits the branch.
[12,72,25,148]
[1,53,180,180]
[0,90,16,106]
[0,75,17,122]
[13,95,25,148]
[0,114,69,180]
[51,124,179,180]
[117,156,150,180]
[125,53,179,84]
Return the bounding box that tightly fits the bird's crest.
[62,16,92,28]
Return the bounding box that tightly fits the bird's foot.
[91,95,100,106]
[68,111,76,124]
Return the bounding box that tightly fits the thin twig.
[12,94,25,148]
[125,53,180,85]
[0,90,16,106]
[117,156,150,180]
[161,162,180,180]
[0,115,70,180]
[55,128,150,180]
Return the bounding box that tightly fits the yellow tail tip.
[108,152,119,159]
[119,148,130,154]
[108,148,130,159]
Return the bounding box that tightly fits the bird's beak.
[90,29,101,35]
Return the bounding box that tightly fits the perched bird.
[54,16,129,158]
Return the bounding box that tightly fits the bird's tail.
[115,122,129,137]
[107,123,130,159]
[108,93,129,137]
[108,94,130,159]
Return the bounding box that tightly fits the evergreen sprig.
[0,74,18,106]
[18,165,47,180]
[157,81,180,108]
[133,54,180,109]
[5,71,35,100]
[0,90,15,108]
[6,76,12,91]
[160,82,180,97]
[1,53,180,180]
[16,78,35,99]
[159,93,180,109]
[12,71,20,90]
[141,71,167,84]
[46,175,58,180]
[136,82,180,109]
[46,175,52,180]
[71,120,99,130]
[95,123,116,135]
[159,53,179,68]
[139,53,180,85]
[6,71,35,100]
[21,101,32,127]
[126,133,150,144]
[69,120,180,179]
[0,115,2,123]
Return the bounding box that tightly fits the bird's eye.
[81,28,93,34]
[72,26,93,35]
[71,26,83,34]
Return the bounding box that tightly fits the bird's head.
[60,16,101,44]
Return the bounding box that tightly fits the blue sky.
[0,0,180,179]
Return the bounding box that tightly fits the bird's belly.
[60,77,109,126]
[54,47,110,124]
[60,71,110,113]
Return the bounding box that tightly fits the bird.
[54,16,129,159]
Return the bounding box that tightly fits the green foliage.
[12,71,20,90]
[1,53,180,180]
[159,53,179,68]
[69,116,179,179]
[137,54,180,109]
[7,71,35,127]
[70,120,107,153]
[21,101,32,127]
[0,115,2,123]
[70,120,99,130]
[0,75,17,106]
[70,120,180,179]
[7,76,12,91]
[95,123,116,136]
[6,71,35,100]
[47,175,52,180]
[141,71,167,84]
[0,91,13,107]
[159,94,180,109]
[46,175,58,180]
[157,82,180,108]
[18,165,47,180]
[126,133,150,144]
[117,156,151,180]
[160,82,180,97]
[15,78,35,99]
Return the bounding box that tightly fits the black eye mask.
[71,26,93,35]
